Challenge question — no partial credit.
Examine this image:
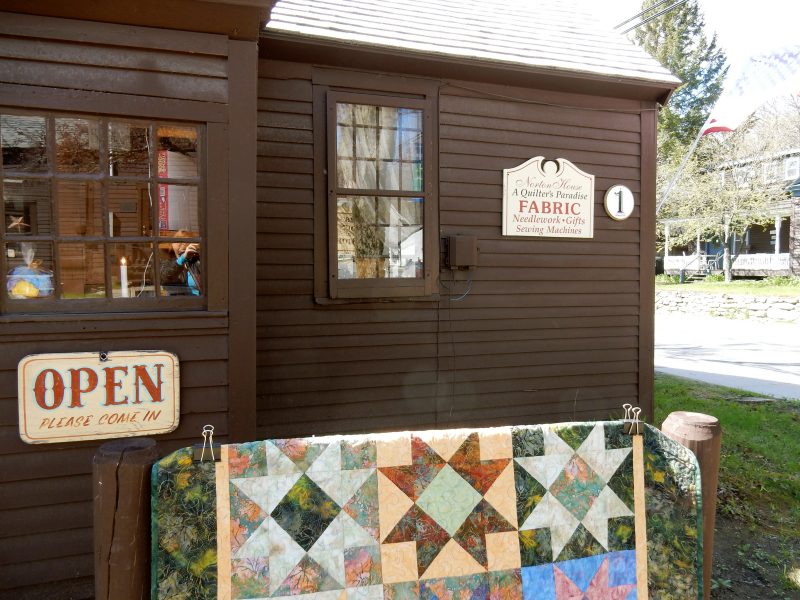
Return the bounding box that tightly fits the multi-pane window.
[327,92,433,298]
[762,161,781,184]
[785,156,800,181]
[1,111,204,310]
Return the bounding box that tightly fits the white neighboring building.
[662,148,800,277]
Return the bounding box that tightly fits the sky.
[587,0,800,63]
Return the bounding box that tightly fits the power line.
[617,0,690,34]
[614,0,675,29]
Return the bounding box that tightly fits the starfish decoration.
[7,216,30,233]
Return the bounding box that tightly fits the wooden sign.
[503,156,594,238]
[18,351,180,444]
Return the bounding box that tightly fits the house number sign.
[604,185,635,220]
[18,351,180,444]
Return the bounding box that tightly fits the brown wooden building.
[0,0,678,597]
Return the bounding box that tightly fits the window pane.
[1,115,47,172]
[58,243,105,299]
[5,241,54,299]
[157,184,199,234]
[3,178,52,235]
[400,129,422,160]
[157,126,198,179]
[110,243,156,298]
[378,128,398,160]
[336,103,422,192]
[338,125,354,158]
[379,161,400,189]
[337,159,354,188]
[399,108,422,130]
[109,182,153,237]
[379,106,398,128]
[159,236,202,296]
[56,117,100,173]
[336,196,423,280]
[56,181,103,236]
[786,157,800,180]
[109,122,149,177]
[2,113,205,308]
[337,103,353,125]
[399,197,424,224]
[353,105,378,127]
[401,161,424,192]
[355,160,377,189]
[355,127,376,158]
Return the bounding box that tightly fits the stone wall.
[656,290,800,322]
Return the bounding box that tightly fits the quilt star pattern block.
[514,423,636,565]
[226,438,381,599]
[522,551,637,599]
[152,422,703,600]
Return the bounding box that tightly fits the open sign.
[18,351,179,444]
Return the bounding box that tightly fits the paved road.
[654,312,800,400]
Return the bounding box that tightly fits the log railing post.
[661,411,722,600]
[93,437,158,600]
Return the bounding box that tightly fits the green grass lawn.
[654,373,800,535]
[655,276,800,297]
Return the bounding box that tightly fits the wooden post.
[661,412,722,600]
[93,438,158,600]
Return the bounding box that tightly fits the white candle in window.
[120,257,129,298]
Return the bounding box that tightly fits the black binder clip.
[624,405,643,436]
[193,424,221,462]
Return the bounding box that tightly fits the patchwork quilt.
[151,422,702,600]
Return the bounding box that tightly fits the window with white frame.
[785,156,800,181]
[762,160,781,184]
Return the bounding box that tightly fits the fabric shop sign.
[503,156,595,238]
[18,351,179,444]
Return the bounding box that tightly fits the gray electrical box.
[445,235,478,269]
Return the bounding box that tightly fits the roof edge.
[260,30,679,103]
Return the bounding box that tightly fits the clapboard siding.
[2,38,227,77]
[0,555,94,593]
[0,10,244,597]
[439,93,641,131]
[261,382,637,413]
[0,12,228,106]
[255,60,646,440]
[440,111,642,144]
[260,315,637,339]
[0,474,91,511]
[3,527,93,565]
[0,11,230,55]
[1,501,92,538]
[254,62,439,433]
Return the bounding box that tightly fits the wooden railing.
[732,253,790,271]
[666,253,790,273]
[664,254,714,272]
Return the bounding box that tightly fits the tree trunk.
[723,245,732,282]
[723,217,732,282]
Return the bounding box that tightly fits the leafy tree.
[635,0,728,161]
[660,106,793,281]
[757,94,800,150]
